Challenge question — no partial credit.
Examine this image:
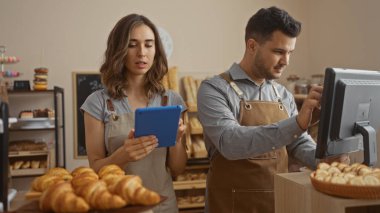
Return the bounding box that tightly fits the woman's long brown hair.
[100,14,168,99]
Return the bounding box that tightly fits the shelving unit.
[169,72,216,211]
[7,87,65,190]
[176,75,209,212]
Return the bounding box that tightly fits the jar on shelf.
[295,79,309,94]
[286,74,300,94]
[310,74,324,86]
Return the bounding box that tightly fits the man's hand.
[296,85,323,130]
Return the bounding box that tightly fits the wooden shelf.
[178,202,205,209]
[9,150,48,157]
[173,180,206,190]
[11,168,47,177]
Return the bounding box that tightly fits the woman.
[81,14,187,213]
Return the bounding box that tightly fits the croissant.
[71,172,99,191]
[31,174,67,192]
[98,164,125,178]
[71,166,96,177]
[46,167,71,176]
[108,175,160,205]
[74,180,126,210]
[39,182,89,213]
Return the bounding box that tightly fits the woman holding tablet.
[81,14,187,212]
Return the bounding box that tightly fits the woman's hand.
[123,129,158,162]
[176,118,186,143]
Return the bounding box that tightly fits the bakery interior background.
[1,0,380,171]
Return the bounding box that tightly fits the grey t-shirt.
[81,89,186,154]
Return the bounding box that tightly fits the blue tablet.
[135,105,182,147]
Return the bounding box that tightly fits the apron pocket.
[231,188,274,213]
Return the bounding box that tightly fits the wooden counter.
[274,172,380,213]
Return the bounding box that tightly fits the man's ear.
[246,38,257,53]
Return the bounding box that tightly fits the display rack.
[8,87,65,186]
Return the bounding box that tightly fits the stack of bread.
[26,164,161,213]
[182,76,202,110]
[33,67,48,90]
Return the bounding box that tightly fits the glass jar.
[286,74,300,94]
[295,79,309,94]
[310,74,324,86]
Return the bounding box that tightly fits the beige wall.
[1,0,378,170]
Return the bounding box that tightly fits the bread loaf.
[167,66,179,92]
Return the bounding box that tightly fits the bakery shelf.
[10,168,47,177]
[173,180,206,190]
[9,127,55,131]
[7,89,54,95]
[178,202,205,209]
[187,157,209,166]
[8,150,48,157]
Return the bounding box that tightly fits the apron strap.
[220,72,245,100]
[106,99,119,121]
[271,82,283,103]
[161,95,168,106]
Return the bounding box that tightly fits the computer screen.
[315,67,380,166]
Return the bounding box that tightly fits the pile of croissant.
[312,162,380,186]
[27,164,160,213]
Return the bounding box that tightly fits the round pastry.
[34,84,48,90]
[34,74,48,80]
[34,67,48,74]
[33,80,47,85]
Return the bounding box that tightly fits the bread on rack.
[39,182,89,213]
[9,140,47,151]
[167,66,179,92]
[74,179,126,210]
[108,175,160,206]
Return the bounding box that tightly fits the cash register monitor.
[315,67,380,166]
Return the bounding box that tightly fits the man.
[197,6,332,213]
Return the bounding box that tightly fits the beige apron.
[207,73,289,213]
[105,96,178,213]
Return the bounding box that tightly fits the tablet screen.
[135,105,182,147]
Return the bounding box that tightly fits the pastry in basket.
[312,162,380,186]
[39,182,89,213]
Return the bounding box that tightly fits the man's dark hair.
[245,6,301,43]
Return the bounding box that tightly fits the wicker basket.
[310,171,380,199]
